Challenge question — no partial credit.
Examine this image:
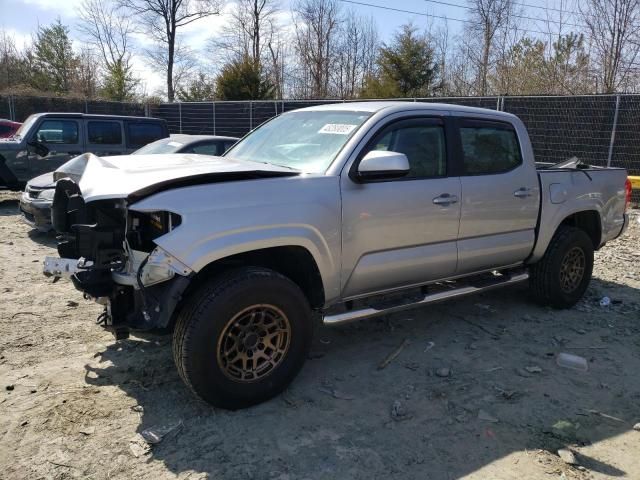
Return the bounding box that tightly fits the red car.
[0,119,21,138]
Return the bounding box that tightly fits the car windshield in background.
[133,138,184,155]
[225,110,371,173]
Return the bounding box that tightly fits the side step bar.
[322,271,529,326]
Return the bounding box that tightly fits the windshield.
[225,110,371,173]
[133,138,184,155]
[14,115,38,138]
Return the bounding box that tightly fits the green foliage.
[102,59,139,101]
[177,72,216,101]
[361,24,440,98]
[31,20,78,94]
[216,58,275,100]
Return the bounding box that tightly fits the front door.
[455,118,540,274]
[340,116,461,300]
[28,118,84,176]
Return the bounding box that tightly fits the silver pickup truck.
[45,102,632,409]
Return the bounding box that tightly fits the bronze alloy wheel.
[559,246,586,293]
[216,304,292,382]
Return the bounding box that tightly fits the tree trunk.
[167,32,175,102]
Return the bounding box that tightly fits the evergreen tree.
[32,20,78,94]
[361,24,440,98]
[177,72,216,101]
[216,58,274,100]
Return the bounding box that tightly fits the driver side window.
[364,119,446,179]
[34,120,79,144]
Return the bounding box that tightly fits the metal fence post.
[249,101,253,130]
[178,102,183,134]
[212,101,216,135]
[607,95,620,167]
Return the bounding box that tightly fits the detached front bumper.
[20,191,53,232]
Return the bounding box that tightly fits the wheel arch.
[559,210,601,250]
[529,208,603,263]
[179,245,326,311]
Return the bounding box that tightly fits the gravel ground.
[1,189,639,480]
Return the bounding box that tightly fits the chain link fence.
[3,93,639,178]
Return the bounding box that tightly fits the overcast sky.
[1,0,578,95]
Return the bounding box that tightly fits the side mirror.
[356,150,410,181]
[27,139,49,157]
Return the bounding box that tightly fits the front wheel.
[173,267,312,409]
[529,226,594,309]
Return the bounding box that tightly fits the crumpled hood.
[79,153,298,202]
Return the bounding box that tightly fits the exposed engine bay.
[45,178,192,338]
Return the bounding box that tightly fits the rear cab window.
[87,121,123,145]
[126,122,166,149]
[459,120,522,175]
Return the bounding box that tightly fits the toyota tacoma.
[44,102,631,409]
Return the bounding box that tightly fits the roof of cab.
[28,112,165,122]
[299,101,517,119]
[168,134,239,142]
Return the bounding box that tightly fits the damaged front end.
[44,178,193,339]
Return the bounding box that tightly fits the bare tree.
[581,0,640,93]
[466,0,516,95]
[333,11,378,98]
[212,0,280,64]
[74,48,100,97]
[292,0,341,98]
[118,0,222,101]
[78,0,139,100]
[147,39,198,95]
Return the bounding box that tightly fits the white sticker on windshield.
[318,123,357,135]
[167,141,183,147]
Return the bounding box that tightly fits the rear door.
[340,115,461,299]
[85,120,126,156]
[455,118,540,274]
[28,117,84,176]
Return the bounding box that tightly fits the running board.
[322,271,529,326]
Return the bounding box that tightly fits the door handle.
[433,193,458,206]
[514,187,532,198]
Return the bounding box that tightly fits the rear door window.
[126,122,165,148]
[34,120,79,144]
[87,121,122,145]
[459,122,522,174]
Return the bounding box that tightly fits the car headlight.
[39,189,56,201]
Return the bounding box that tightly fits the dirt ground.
[1,189,639,480]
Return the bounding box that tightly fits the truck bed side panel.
[529,168,628,263]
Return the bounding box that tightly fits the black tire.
[529,226,594,309]
[173,267,312,409]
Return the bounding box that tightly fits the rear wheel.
[529,226,594,308]
[172,267,312,409]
